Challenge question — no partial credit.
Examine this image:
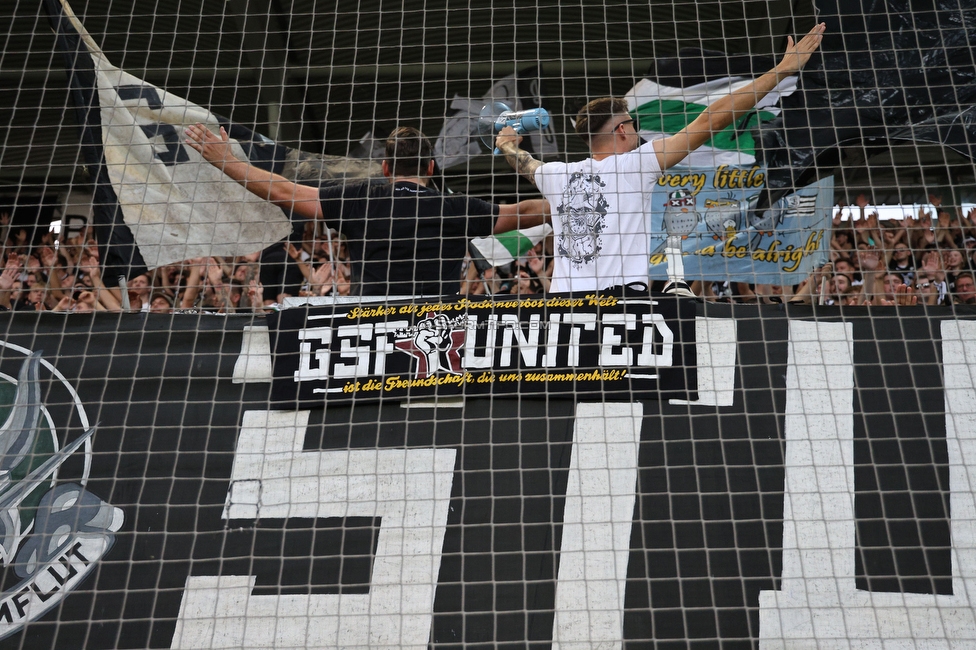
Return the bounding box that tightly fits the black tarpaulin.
[756,0,976,205]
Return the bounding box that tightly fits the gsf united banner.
[0,310,970,647]
[647,171,833,284]
[268,289,697,404]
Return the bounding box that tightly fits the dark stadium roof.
[2,0,973,212]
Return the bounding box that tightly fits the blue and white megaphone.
[478,102,550,154]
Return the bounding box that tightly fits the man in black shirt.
[185,124,548,296]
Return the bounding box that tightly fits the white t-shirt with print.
[534,140,663,293]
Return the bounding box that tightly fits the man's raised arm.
[184,124,322,220]
[654,22,826,170]
[494,130,544,187]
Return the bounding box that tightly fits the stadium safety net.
[0,0,975,647]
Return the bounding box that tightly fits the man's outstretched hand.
[184,124,236,170]
[776,23,826,77]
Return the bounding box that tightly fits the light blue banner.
[647,166,832,285]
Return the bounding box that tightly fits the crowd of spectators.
[782,194,976,306]
[5,192,975,312]
[0,213,353,314]
[460,239,554,297]
[456,193,976,306]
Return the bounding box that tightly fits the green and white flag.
[630,49,832,284]
[469,224,552,272]
[625,49,797,167]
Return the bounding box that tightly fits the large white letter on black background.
[171,410,456,649]
[759,320,976,649]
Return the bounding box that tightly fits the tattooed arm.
[495,126,543,187]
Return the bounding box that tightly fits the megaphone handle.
[493,147,502,156]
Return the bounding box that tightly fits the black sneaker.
[663,280,695,297]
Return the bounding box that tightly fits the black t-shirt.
[888,258,915,286]
[320,179,497,296]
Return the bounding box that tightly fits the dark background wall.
[8,0,973,214]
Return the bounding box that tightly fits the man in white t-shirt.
[495,23,825,295]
